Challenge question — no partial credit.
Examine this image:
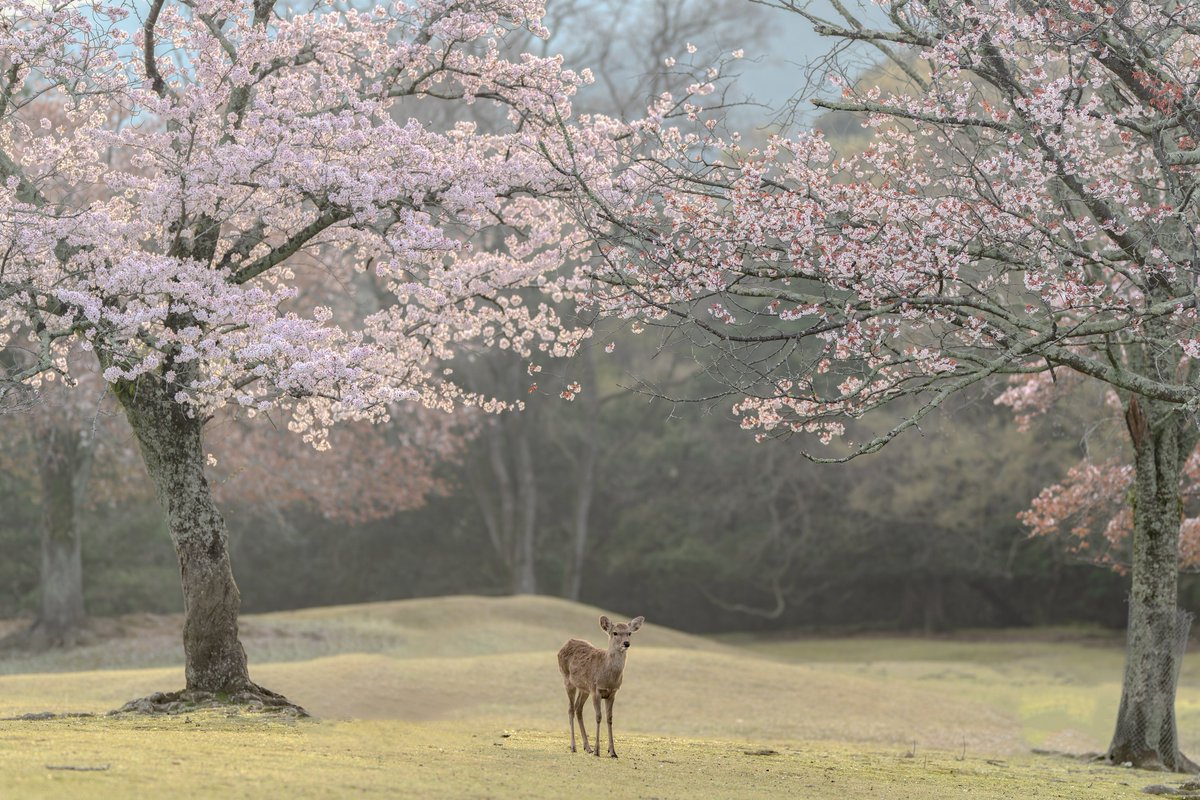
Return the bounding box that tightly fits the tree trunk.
[965,578,1029,627]
[565,449,595,601]
[116,375,251,694]
[923,575,945,635]
[1108,397,1197,772]
[564,347,599,602]
[32,425,90,646]
[474,418,539,595]
[513,434,538,594]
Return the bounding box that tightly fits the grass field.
[0,596,1193,798]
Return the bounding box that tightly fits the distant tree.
[0,0,596,708]
[0,357,149,648]
[572,0,1200,772]
[4,385,100,647]
[209,406,468,527]
[0,371,465,646]
[589,379,1083,633]
[456,0,773,597]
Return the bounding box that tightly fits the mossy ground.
[0,597,1193,798]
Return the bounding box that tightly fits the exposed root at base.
[1105,748,1200,775]
[1030,748,1104,762]
[1032,748,1200,774]
[2,711,96,721]
[108,685,309,718]
[1144,779,1200,797]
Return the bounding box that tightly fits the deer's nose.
[622,641,630,648]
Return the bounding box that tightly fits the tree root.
[1106,747,1200,774]
[108,685,308,718]
[1034,748,1200,775]
[1144,779,1200,797]
[2,711,95,721]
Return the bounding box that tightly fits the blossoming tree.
[0,0,590,708]
[998,371,1200,576]
[575,0,1200,771]
[209,406,469,526]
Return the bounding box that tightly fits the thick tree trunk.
[1108,398,1197,772]
[32,425,90,646]
[116,375,251,694]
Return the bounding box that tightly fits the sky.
[664,0,891,126]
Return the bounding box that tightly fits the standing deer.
[557,614,644,757]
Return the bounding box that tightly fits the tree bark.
[564,346,599,602]
[513,433,538,594]
[1108,397,1198,772]
[32,424,91,646]
[565,445,595,601]
[116,374,252,694]
[473,418,539,595]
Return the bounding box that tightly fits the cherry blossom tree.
[997,373,1200,576]
[208,405,469,525]
[569,0,1200,772]
[0,0,593,709]
[1021,452,1200,571]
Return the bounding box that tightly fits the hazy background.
[0,0,1162,638]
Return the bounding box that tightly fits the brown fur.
[557,614,644,757]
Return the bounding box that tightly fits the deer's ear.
[629,616,644,632]
[599,615,611,632]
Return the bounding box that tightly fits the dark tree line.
[0,331,1172,638]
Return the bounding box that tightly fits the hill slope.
[0,595,1015,751]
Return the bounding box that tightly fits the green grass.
[0,596,1192,798]
[720,630,1200,756]
[0,715,1154,800]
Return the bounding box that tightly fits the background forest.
[0,328,1167,634]
[0,0,1172,640]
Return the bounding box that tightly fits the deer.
[557,614,644,758]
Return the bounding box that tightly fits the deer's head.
[600,615,644,653]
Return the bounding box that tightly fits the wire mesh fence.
[1110,607,1193,768]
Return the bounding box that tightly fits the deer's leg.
[575,691,591,753]
[566,686,578,752]
[592,692,603,758]
[605,695,617,758]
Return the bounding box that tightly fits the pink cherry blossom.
[0,0,596,436]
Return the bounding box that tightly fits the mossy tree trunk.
[1108,396,1199,772]
[115,372,252,694]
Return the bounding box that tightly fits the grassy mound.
[0,595,716,676]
